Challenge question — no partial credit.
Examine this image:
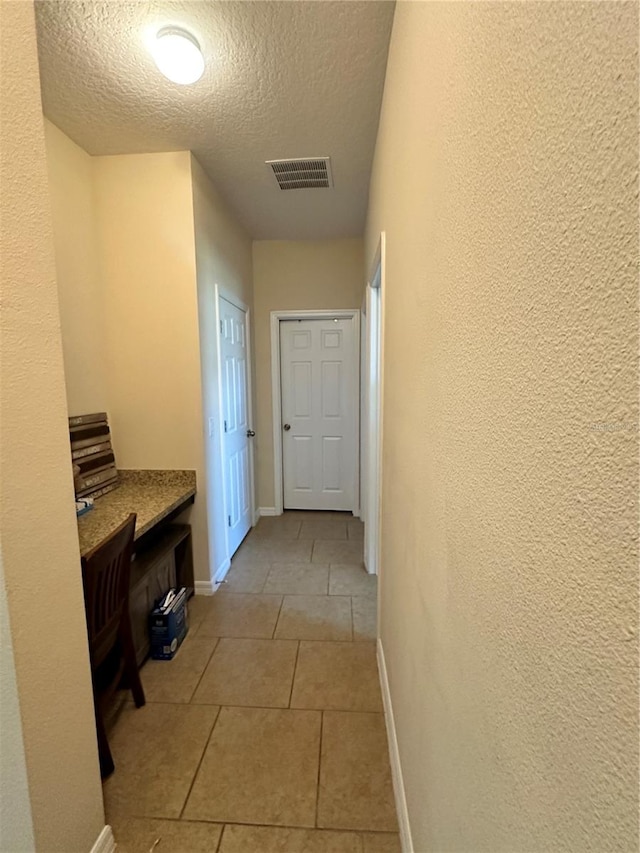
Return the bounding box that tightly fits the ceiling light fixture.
[150,27,204,85]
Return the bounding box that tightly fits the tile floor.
[105,511,399,853]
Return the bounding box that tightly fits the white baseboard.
[194,557,232,596]
[258,507,277,516]
[253,509,261,526]
[377,638,413,853]
[194,579,215,596]
[91,825,116,853]
[214,557,231,588]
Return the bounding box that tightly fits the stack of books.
[69,412,118,500]
[149,587,189,660]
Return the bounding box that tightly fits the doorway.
[271,310,360,514]
[217,290,255,558]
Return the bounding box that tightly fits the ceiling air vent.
[266,157,333,190]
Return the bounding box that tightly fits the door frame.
[215,284,257,567]
[363,233,386,576]
[270,309,361,516]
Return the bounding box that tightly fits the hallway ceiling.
[35,1,395,240]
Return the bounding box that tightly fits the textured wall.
[92,152,214,582]
[252,239,364,508]
[0,3,105,850]
[0,558,35,852]
[191,154,255,576]
[44,118,108,416]
[365,3,638,851]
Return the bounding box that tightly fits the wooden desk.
[77,469,197,664]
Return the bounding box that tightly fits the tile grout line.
[215,824,226,853]
[287,640,301,708]
[271,595,286,639]
[257,562,270,594]
[314,709,324,828]
[215,590,364,599]
[350,596,354,642]
[186,633,370,644]
[111,813,399,837]
[145,699,385,715]
[162,816,400,836]
[187,638,221,703]
[177,704,222,820]
[200,701,385,714]
[198,820,397,833]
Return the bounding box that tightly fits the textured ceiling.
[35,1,395,240]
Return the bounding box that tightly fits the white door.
[280,318,356,511]
[219,296,252,556]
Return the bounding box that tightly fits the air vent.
[266,157,333,190]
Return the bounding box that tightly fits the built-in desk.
[77,469,197,664]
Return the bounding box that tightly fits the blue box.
[149,587,189,660]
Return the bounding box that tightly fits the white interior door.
[280,318,356,511]
[219,296,252,556]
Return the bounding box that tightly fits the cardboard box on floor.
[149,587,189,660]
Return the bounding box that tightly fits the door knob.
[246,429,256,437]
[283,423,291,431]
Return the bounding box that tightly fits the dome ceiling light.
[150,27,204,85]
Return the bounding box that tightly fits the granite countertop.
[77,469,196,556]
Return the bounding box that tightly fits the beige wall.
[191,154,254,577]
[92,152,212,582]
[0,559,35,852]
[366,3,638,851]
[43,134,255,587]
[0,3,105,850]
[253,239,364,508]
[44,119,108,416]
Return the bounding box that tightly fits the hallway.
[104,512,400,853]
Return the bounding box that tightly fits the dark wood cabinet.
[129,523,193,665]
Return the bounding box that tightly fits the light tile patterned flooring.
[105,511,399,853]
